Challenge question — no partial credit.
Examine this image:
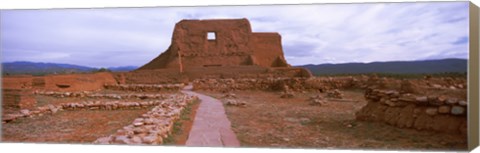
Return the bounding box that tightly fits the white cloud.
[0,2,469,67]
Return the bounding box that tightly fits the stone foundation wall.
[192,77,309,91]
[356,88,467,136]
[93,95,198,144]
[103,84,184,92]
[2,97,184,123]
[2,94,199,145]
[192,76,367,92]
[34,91,171,100]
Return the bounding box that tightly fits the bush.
[95,68,111,72]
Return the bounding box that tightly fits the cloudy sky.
[0,2,469,67]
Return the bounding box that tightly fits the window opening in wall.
[207,32,216,40]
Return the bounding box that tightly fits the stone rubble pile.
[425,77,467,90]
[326,89,344,99]
[93,95,198,144]
[222,93,237,99]
[280,85,295,98]
[104,84,184,92]
[356,87,467,135]
[280,91,294,98]
[224,99,247,107]
[34,91,169,100]
[221,93,246,106]
[309,95,327,106]
[305,76,367,91]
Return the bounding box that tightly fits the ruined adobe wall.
[2,75,33,89]
[138,19,289,70]
[139,19,253,70]
[2,73,117,115]
[114,69,187,84]
[356,86,467,136]
[41,72,117,91]
[175,19,254,69]
[118,66,311,84]
[2,72,117,91]
[251,33,289,67]
[2,89,36,115]
[115,66,267,84]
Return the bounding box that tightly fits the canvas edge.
[468,1,479,151]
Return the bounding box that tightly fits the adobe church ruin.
[114,18,311,84]
[138,18,290,71]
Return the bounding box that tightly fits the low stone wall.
[192,76,367,92]
[305,76,368,90]
[93,95,198,144]
[2,94,195,123]
[2,92,198,145]
[192,77,308,91]
[104,84,184,92]
[356,88,467,135]
[34,91,170,100]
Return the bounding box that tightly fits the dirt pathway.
[181,85,240,147]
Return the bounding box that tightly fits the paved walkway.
[181,85,240,147]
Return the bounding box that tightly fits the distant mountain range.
[1,58,467,76]
[1,61,138,75]
[297,58,467,76]
[107,66,139,72]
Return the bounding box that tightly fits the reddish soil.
[2,109,150,143]
[200,90,467,150]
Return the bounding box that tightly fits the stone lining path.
[181,85,240,147]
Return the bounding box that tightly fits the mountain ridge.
[2,61,139,75]
[296,58,467,76]
[1,58,467,76]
